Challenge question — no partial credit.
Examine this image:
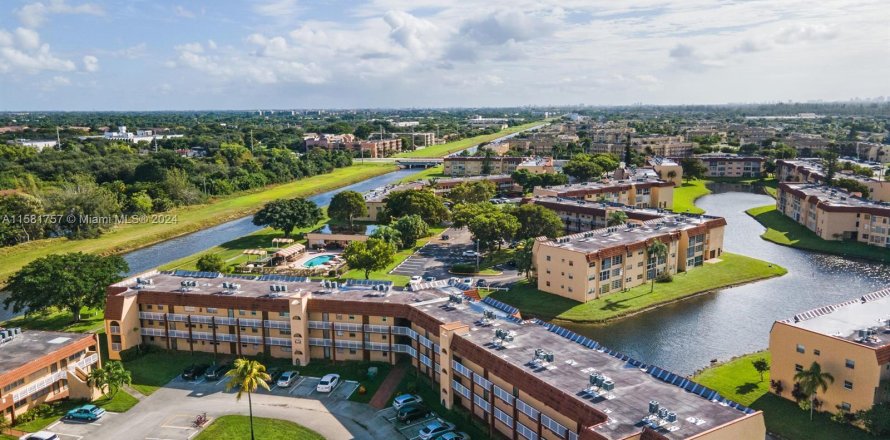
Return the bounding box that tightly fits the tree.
[196,253,225,272]
[680,158,707,181]
[823,146,840,185]
[252,198,322,237]
[0,192,45,245]
[514,238,535,280]
[480,149,494,175]
[448,181,496,205]
[794,361,834,421]
[451,202,498,229]
[512,203,563,239]
[328,190,367,228]
[162,168,206,206]
[607,210,629,226]
[468,209,519,251]
[343,238,396,279]
[563,154,604,182]
[88,361,131,398]
[646,240,669,293]
[87,366,109,396]
[128,190,153,214]
[858,403,890,436]
[45,176,122,239]
[225,358,271,440]
[392,215,429,249]
[3,252,127,322]
[370,225,402,249]
[511,170,567,193]
[381,189,449,225]
[666,170,677,182]
[752,358,770,382]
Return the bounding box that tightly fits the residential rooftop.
[779,183,890,213]
[534,178,673,198]
[538,215,725,255]
[779,287,890,350]
[528,196,668,221]
[362,182,426,202]
[412,293,757,440]
[778,158,886,183]
[0,329,94,373]
[694,153,765,162]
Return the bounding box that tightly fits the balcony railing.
[109,325,121,334]
[111,343,122,352]
[363,324,390,334]
[333,322,363,332]
[308,321,329,330]
[12,369,68,401]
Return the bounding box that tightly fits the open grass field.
[0,306,104,332]
[0,163,398,286]
[693,351,878,440]
[394,121,547,158]
[671,180,710,214]
[194,416,325,440]
[747,204,890,263]
[123,349,217,395]
[485,253,786,323]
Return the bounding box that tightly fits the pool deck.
[291,251,343,270]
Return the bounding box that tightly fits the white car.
[316,373,340,393]
[277,370,299,387]
[410,276,423,282]
[20,433,59,440]
[462,250,479,257]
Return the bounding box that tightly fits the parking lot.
[192,373,360,401]
[376,406,440,440]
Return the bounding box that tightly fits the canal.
[563,184,890,376]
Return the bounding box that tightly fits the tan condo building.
[444,156,524,176]
[769,288,890,414]
[776,159,890,202]
[695,155,765,178]
[533,179,675,210]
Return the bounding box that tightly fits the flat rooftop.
[534,178,671,197]
[0,330,93,373]
[780,288,890,350]
[363,182,425,202]
[541,215,725,254]
[780,158,886,183]
[780,183,890,213]
[411,294,754,440]
[529,196,668,220]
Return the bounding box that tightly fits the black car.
[266,367,282,382]
[182,363,210,380]
[398,403,432,423]
[205,362,230,380]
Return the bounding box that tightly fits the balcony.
[109,325,121,334]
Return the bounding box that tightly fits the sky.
[0,0,888,110]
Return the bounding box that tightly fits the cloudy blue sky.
[0,0,887,110]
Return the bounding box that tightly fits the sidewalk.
[368,363,409,409]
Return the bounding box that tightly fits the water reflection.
[563,187,890,375]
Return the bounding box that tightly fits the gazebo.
[273,243,307,265]
[272,238,295,248]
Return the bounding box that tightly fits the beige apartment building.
[354,182,426,222]
[533,214,726,302]
[105,271,764,440]
[533,179,675,210]
[444,156,525,176]
[696,155,766,178]
[776,159,890,202]
[1,330,102,423]
[433,175,520,195]
[528,197,666,233]
[648,157,684,186]
[776,183,890,247]
[631,135,694,157]
[853,142,890,164]
[304,133,402,158]
[769,288,890,414]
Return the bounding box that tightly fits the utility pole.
[250,130,255,151]
[55,126,61,149]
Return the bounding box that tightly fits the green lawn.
[194,415,324,440]
[693,351,879,440]
[747,204,890,263]
[672,180,710,214]
[123,349,216,395]
[93,391,140,412]
[0,163,398,286]
[0,307,104,332]
[13,390,139,432]
[388,366,490,440]
[341,227,445,285]
[486,253,787,323]
[397,165,445,183]
[394,121,548,158]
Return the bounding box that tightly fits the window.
[844,381,853,390]
[207,308,217,313]
[845,359,855,369]
[796,344,805,353]
[546,256,551,261]
[612,280,621,289]
[813,349,820,356]
[794,364,803,372]
[840,402,851,411]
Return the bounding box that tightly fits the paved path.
[82,381,401,440]
[368,363,409,409]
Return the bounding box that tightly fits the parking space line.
[47,420,61,430]
[56,434,83,440]
[216,377,229,386]
[289,377,307,394]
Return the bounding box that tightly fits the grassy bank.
[0,163,398,285]
[1,306,104,332]
[747,205,890,263]
[394,121,547,158]
[397,165,445,183]
[485,253,786,323]
[195,416,324,440]
[672,180,710,214]
[693,351,877,440]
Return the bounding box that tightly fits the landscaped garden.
[484,253,787,322]
[194,415,325,440]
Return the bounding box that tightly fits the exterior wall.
[443,157,522,176]
[700,159,764,178]
[357,200,386,222]
[858,211,890,248]
[769,322,884,413]
[106,292,140,360]
[776,187,860,241]
[688,413,766,440]
[652,163,683,186]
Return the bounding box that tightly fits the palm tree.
[607,211,629,227]
[794,361,834,421]
[225,359,271,440]
[646,240,669,293]
[667,170,677,182]
[103,361,132,398]
[87,367,109,396]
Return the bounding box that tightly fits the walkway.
[368,363,409,409]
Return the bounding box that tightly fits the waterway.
[563,184,890,376]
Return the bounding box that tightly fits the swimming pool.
[304,255,335,268]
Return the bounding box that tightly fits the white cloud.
[254,0,301,17]
[174,5,195,18]
[774,23,837,44]
[383,11,440,56]
[17,0,104,28]
[15,28,41,50]
[82,55,99,72]
[0,27,77,74]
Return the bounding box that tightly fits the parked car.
[20,432,59,440]
[424,276,436,282]
[277,370,300,387]
[410,276,423,282]
[475,279,488,288]
[397,403,432,423]
[64,404,105,422]
[461,250,479,257]
[182,363,210,381]
[435,432,471,440]
[441,234,450,240]
[267,367,282,383]
[461,278,473,285]
[392,393,423,410]
[419,420,456,440]
[205,362,230,380]
[316,373,340,392]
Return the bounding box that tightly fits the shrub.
[656,272,673,283]
[451,263,476,274]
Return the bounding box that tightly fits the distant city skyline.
[0,0,888,111]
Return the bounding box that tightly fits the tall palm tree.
[225,359,271,440]
[103,361,132,398]
[607,211,629,227]
[87,366,109,396]
[794,361,834,421]
[646,240,669,293]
